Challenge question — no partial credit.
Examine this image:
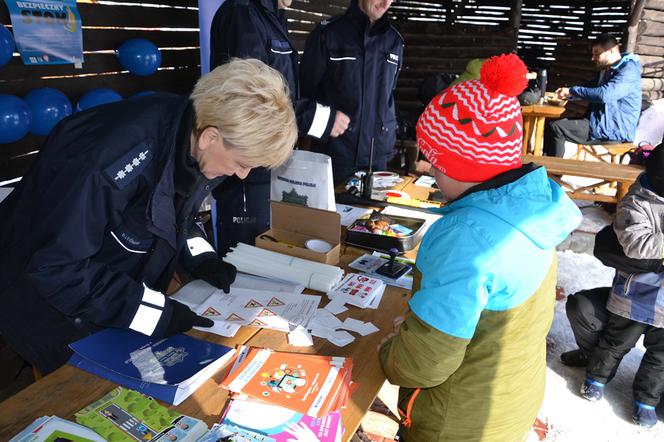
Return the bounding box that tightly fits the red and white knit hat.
[416,53,528,182]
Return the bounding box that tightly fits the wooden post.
[581,0,591,38]
[508,0,522,33]
[624,0,647,52]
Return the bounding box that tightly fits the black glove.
[190,259,237,293]
[594,225,664,274]
[162,300,214,337]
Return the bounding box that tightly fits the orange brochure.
[220,348,352,418]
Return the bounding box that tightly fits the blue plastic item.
[117,39,161,76]
[0,26,14,68]
[131,90,156,98]
[24,88,72,136]
[76,88,122,112]
[0,94,31,143]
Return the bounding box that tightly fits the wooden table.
[0,246,412,441]
[392,175,437,201]
[521,104,566,156]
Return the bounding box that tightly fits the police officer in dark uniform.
[209,0,350,255]
[0,59,297,374]
[300,0,403,184]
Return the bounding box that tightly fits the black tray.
[345,213,426,253]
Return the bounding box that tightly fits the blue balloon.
[0,26,14,68]
[117,39,161,76]
[0,94,31,143]
[24,88,72,136]
[76,88,122,112]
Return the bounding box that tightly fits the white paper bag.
[270,150,335,211]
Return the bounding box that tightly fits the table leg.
[617,182,629,201]
[522,116,535,154]
[533,116,547,156]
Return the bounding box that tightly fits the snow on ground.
[538,203,664,441]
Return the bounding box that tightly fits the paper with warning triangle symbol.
[244,299,263,308]
[267,297,285,307]
[190,287,320,333]
[202,306,222,317]
[226,313,245,322]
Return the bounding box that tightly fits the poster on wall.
[4,0,83,66]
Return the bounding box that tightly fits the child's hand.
[377,316,406,351]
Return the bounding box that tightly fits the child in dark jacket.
[581,143,664,428]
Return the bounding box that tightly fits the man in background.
[209,0,349,254]
[543,33,641,157]
[300,0,404,183]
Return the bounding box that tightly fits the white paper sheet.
[327,273,386,309]
[288,326,314,347]
[414,175,436,188]
[348,254,414,290]
[232,273,305,294]
[341,318,380,336]
[335,204,372,227]
[323,297,348,315]
[194,287,320,332]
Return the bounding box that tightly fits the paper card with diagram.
[193,288,320,332]
[327,273,386,309]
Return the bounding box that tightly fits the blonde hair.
[191,58,297,168]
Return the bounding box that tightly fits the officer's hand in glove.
[190,258,237,293]
[163,300,214,337]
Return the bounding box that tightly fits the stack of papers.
[68,329,236,405]
[217,398,343,442]
[172,280,319,338]
[75,386,209,442]
[349,252,415,290]
[325,273,386,312]
[220,348,353,419]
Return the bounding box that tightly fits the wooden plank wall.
[0,0,199,183]
[285,1,630,123]
[547,0,663,117]
[636,0,664,100]
[286,1,518,120]
[0,0,636,182]
[520,0,629,68]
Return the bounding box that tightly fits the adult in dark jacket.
[0,59,297,374]
[209,0,350,254]
[543,33,642,157]
[300,0,404,183]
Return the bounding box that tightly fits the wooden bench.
[576,142,636,164]
[523,154,644,203]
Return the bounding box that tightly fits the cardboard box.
[255,201,341,265]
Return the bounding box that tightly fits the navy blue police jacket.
[210,0,335,141]
[300,0,403,179]
[0,94,223,373]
